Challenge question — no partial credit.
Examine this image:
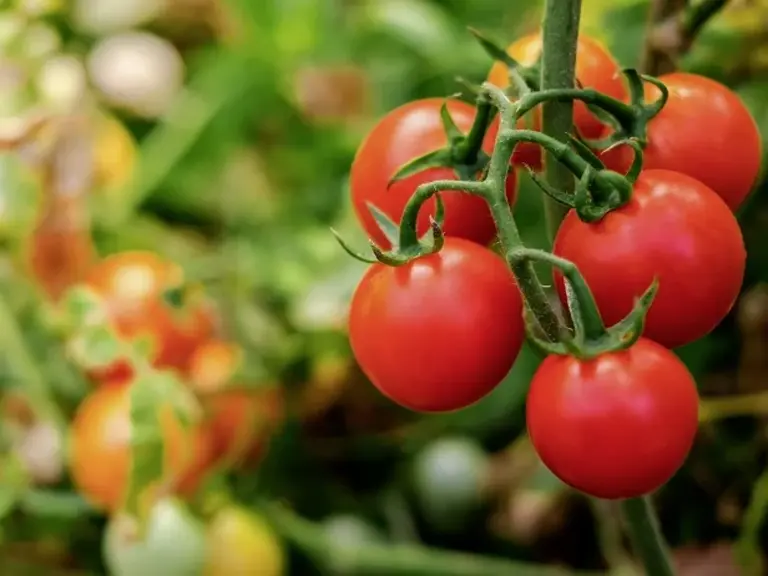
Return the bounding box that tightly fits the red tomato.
[600,72,762,211]
[526,338,699,499]
[349,98,516,250]
[348,237,525,412]
[68,379,215,511]
[188,340,284,467]
[553,169,745,349]
[488,33,626,171]
[82,251,217,383]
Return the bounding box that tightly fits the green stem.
[455,96,494,165]
[540,0,582,241]
[0,294,65,430]
[682,0,729,40]
[507,248,605,341]
[264,504,599,576]
[620,497,675,576]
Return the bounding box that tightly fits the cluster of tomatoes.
[346,31,761,500]
[56,251,284,571]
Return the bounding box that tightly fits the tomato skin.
[488,33,626,171]
[68,379,214,511]
[553,169,745,349]
[348,237,525,412]
[83,251,217,383]
[600,73,762,211]
[349,98,516,250]
[526,338,699,499]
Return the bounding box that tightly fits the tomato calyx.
[387,99,494,187]
[586,70,669,149]
[332,192,449,267]
[529,138,644,222]
[508,248,658,360]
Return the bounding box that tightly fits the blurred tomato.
[204,506,285,576]
[412,437,490,533]
[81,251,217,383]
[92,112,136,192]
[103,498,207,576]
[189,340,284,467]
[487,32,626,171]
[68,379,216,511]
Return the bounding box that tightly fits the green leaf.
[467,27,520,70]
[67,324,122,370]
[124,375,164,523]
[0,455,28,520]
[439,101,464,144]
[61,286,105,329]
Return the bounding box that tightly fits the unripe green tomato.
[103,499,207,576]
[204,506,285,576]
[412,437,490,533]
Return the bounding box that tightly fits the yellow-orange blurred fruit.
[93,113,136,192]
[204,506,285,576]
[487,33,626,170]
[189,340,284,467]
[68,379,215,511]
[81,251,217,383]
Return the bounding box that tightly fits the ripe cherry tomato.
[82,251,217,383]
[553,170,745,349]
[487,33,626,171]
[526,338,699,499]
[348,237,525,412]
[188,340,284,467]
[68,379,215,511]
[349,98,516,250]
[600,73,762,211]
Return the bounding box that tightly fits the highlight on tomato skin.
[487,32,627,171]
[348,237,525,413]
[599,72,762,211]
[525,338,700,500]
[349,97,517,250]
[552,169,746,350]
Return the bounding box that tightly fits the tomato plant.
[204,506,285,576]
[103,498,207,576]
[553,169,745,349]
[349,98,516,249]
[526,338,699,500]
[600,72,762,211]
[68,379,216,511]
[188,340,284,467]
[81,251,217,383]
[348,237,525,412]
[487,32,626,171]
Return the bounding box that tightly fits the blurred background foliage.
[0,0,768,574]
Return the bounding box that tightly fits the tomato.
[349,98,516,250]
[82,251,217,383]
[348,237,525,412]
[188,340,284,468]
[103,498,207,576]
[553,169,745,349]
[412,437,489,533]
[68,379,215,511]
[526,338,699,499]
[600,72,762,211]
[487,33,626,171]
[204,506,285,576]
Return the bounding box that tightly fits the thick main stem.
[540,0,582,241]
[621,497,676,576]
